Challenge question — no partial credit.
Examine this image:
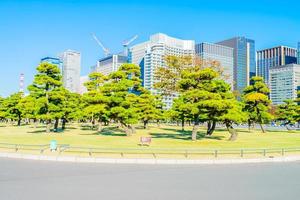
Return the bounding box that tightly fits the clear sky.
[0,0,299,96]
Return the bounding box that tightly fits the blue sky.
[0,0,299,96]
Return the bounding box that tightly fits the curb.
[1,152,300,165]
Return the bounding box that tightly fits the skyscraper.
[217,37,255,95]
[40,57,62,72]
[269,64,300,105]
[79,75,89,94]
[298,42,300,64]
[130,33,195,109]
[59,50,81,93]
[257,46,297,84]
[195,42,234,89]
[94,54,127,76]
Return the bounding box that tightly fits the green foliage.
[101,63,142,135]
[276,100,298,130]
[83,72,109,130]
[136,90,163,129]
[0,93,23,125]
[28,63,63,132]
[242,76,272,132]
[177,67,234,140]
[154,55,193,95]
[17,95,38,120]
[170,96,192,131]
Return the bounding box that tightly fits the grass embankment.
[0,123,299,149]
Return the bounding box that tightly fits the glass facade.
[298,42,300,64]
[257,46,297,85]
[217,37,256,95]
[195,42,234,89]
[40,57,62,72]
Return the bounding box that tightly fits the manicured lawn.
[0,123,300,149]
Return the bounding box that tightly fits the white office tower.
[59,50,81,93]
[95,54,127,76]
[130,33,195,109]
[269,64,300,105]
[79,76,89,94]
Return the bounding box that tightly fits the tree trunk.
[192,120,200,141]
[97,120,102,132]
[129,125,136,134]
[181,116,185,131]
[207,121,216,136]
[46,120,51,133]
[17,115,21,126]
[61,118,66,130]
[34,119,37,129]
[248,120,251,132]
[157,120,160,127]
[143,120,148,129]
[284,122,291,131]
[91,115,95,130]
[54,118,59,132]
[259,123,266,133]
[123,124,131,136]
[207,121,211,133]
[226,123,238,141]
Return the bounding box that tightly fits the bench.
[140,137,152,146]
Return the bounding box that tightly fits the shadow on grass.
[150,128,225,141]
[80,126,127,137]
[27,128,70,134]
[27,130,46,134]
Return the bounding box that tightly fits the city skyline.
[1,0,300,96]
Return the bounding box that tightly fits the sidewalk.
[1,152,300,165]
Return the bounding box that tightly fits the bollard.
[240,149,244,158]
[281,148,284,156]
[152,153,156,158]
[214,150,218,158]
[263,149,266,157]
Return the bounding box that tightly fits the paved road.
[0,158,299,200]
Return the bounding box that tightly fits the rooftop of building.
[269,63,300,70]
[195,42,234,50]
[257,45,297,52]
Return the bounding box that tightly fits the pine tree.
[28,63,62,133]
[242,76,272,133]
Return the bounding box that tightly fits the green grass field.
[0,123,300,149]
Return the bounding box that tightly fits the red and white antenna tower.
[19,73,25,93]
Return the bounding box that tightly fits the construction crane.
[122,35,138,56]
[91,33,110,57]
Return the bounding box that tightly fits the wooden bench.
[140,137,152,146]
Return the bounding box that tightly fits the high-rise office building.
[40,57,62,72]
[298,42,300,64]
[79,76,89,94]
[130,33,195,109]
[257,46,297,84]
[217,37,255,95]
[195,42,234,89]
[59,50,81,93]
[269,64,300,105]
[94,54,127,76]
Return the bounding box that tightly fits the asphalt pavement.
[0,158,299,200]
